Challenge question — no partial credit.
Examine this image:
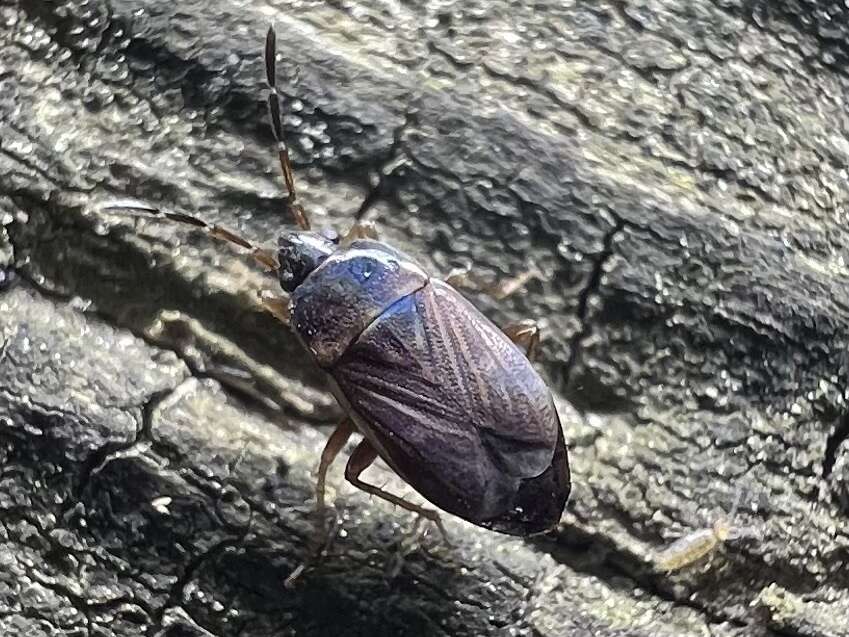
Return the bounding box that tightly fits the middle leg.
[285,419,355,587]
[501,319,541,362]
[315,419,355,514]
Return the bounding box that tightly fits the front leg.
[315,419,355,513]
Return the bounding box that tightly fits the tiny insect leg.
[284,420,355,588]
[257,290,291,325]
[502,319,541,362]
[315,419,355,513]
[344,439,450,541]
[444,267,540,301]
[265,27,310,230]
[340,220,379,246]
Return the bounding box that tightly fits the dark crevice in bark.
[148,536,248,637]
[353,109,417,222]
[0,227,18,294]
[822,410,849,479]
[12,186,337,413]
[725,0,849,78]
[562,217,626,390]
[69,386,180,514]
[28,573,95,637]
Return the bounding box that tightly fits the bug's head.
[276,230,338,292]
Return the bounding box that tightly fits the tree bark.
[2,1,848,635]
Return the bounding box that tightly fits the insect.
[654,486,756,571]
[95,26,571,539]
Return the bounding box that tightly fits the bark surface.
[1,1,849,635]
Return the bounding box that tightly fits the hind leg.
[344,439,449,542]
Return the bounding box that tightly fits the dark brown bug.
[97,26,571,540]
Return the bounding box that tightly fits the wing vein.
[343,363,460,425]
[428,286,474,413]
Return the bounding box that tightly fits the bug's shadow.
[189,518,469,637]
[73,441,469,636]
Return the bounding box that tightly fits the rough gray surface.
[1,0,849,635]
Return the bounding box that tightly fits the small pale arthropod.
[653,488,758,571]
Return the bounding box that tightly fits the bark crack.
[563,216,627,386]
[353,109,417,223]
[147,534,250,637]
[69,384,192,513]
[822,410,849,479]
